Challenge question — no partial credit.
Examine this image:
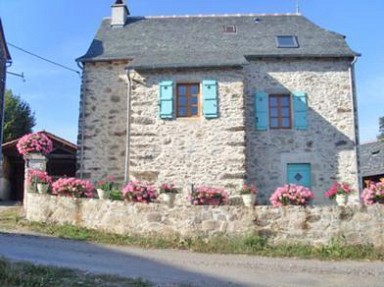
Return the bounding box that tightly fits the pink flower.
[52,178,94,198]
[270,184,314,207]
[16,132,53,156]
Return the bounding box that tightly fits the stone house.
[77,1,360,204]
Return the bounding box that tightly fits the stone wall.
[78,61,129,181]
[128,68,245,193]
[244,59,359,204]
[26,194,384,248]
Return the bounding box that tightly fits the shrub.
[361,180,384,205]
[96,176,120,192]
[190,186,229,206]
[324,182,352,200]
[122,181,157,203]
[270,184,314,207]
[16,132,53,156]
[52,178,94,198]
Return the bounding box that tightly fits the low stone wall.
[26,194,384,248]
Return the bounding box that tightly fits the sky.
[0,0,383,144]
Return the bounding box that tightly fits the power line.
[7,42,81,76]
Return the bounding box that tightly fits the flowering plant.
[96,176,119,192]
[361,180,384,205]
[16,132,53,156]
[270,184,314,207]
[159,183,178,194]
[189,186,229,206]
[324,182,352,200]
[27,169,52,185]
[52,178,94,198]
[239,184,257,195]
[122,181,157,203]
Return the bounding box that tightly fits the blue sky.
[0,0,383,144]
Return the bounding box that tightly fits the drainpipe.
[124,69,132,183]
[77,61,85,178]
[349,56,361,194]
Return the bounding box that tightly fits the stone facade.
[244,59,359,204]
[26,194,384,248]
[78,58,359,204]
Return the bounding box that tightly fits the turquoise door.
[286,163,311,187]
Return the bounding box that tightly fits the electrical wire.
[7,42,81,76]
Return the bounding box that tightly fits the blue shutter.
[202,80,218,118]
[159,81,173,119]
[287,163,311,188]
[293,92,308,130]
[254,92,268,130]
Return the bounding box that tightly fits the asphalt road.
[0,232,383,287]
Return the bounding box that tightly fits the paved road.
[0,232,383,287]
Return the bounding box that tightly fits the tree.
[378,117,384,141]
[3,90,36,142]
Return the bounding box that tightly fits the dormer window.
[223,25,237,34]
[276,35,299,48]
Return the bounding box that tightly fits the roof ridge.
[104,13,300,20]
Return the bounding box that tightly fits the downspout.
[124,69,132,183]
[349,56,361,194]
[77,61,85,178]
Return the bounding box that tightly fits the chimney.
[111,0,129,27]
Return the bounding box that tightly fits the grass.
[1,207,384,261]
[0,257,151,287]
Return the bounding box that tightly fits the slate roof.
[360,141,384,177]
[77,14,359,69]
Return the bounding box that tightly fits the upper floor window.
[276,35,299,48]
[269,95,292,129]
[177,83,200,117]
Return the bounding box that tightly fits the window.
[276,35,299,48]
[269,95,291,129]
[177,83,200,117]
[223,25,237,34]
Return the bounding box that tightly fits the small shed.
[360,141,384,186]
[1,131,77,201]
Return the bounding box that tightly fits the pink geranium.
[240,184,257,195]
[122,181,158,203]
[189,186,229,206]
[159,183,178,194]
[16,132,53,156]
[270,184,314,207]
[52,178,94,198]
[361,181,384,205]
[324,182,351,200]
[27,169,52,185]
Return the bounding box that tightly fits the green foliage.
[0,257,152,287]
[378,116,384,141]
[3,89,36,142]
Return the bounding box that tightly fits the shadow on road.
[0,232,250,287]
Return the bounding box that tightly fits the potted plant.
[270,184,314,207]
[159,183,178,207]
[189,186,229,206]
[325,182,352,206]
[122,181,158,203]
[96,176,119,200]
[16,132,53,156]
[361,179,384,205]
[27,169,52,194]
[52,178,95,198]
[240,184,257,207]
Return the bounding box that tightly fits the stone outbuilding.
[360,141,384,186]
[76,0,360,204]
[1,131,77,201]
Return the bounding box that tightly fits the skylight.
[223,25,237,34]
[276,35,299,48]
